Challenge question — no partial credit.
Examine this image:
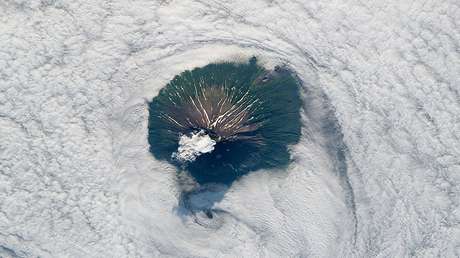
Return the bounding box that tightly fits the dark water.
[148,57,302,185]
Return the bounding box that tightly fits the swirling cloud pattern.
[0,0,459,257]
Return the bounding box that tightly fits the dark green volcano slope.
[148,57,302,184]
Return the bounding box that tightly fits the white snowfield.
[0,0,459,257]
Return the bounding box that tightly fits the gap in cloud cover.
[147,57,302,186]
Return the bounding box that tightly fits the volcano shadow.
[177,183,227,214]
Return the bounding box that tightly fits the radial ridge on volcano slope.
[148,57,302,184]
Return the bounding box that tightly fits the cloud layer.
[0,0,459,257]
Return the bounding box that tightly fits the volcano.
[148,57,302,184]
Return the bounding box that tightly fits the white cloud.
[172,131,216,163]
[1,0,459,257]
